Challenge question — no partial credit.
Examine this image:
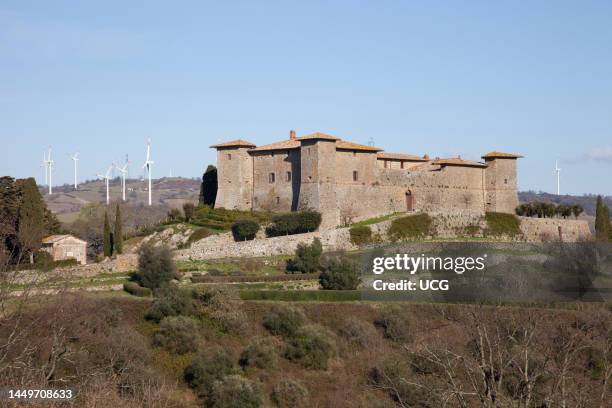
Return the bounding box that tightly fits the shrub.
[485,212,521,237]
[239,337,278,369]
[369,362,430,406]
[145,284,194,322]
[338,317,378,348]
[263,304,306,337]
[184,349,237,398]
[319,257,360,290]
[193,286,248,334]
[183,202,196,222]
[374,307,412,343]
[153,316,200,354]
[231,219,259,241]
[388,213,432,240]
[188,227,212,244]
[271,378,310,408]
[286,238,322,273]
[210,375,262,408]
[284,324,337,369]
[349,225,372,246]
[123,282,152,297]
[134,243,178,289]
[265,211,322,237]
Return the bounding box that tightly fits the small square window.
[353,151,357,157]
[269,173,275,183]
[286,171,292,182]
[276,197,280,204]
[504,178,508,184]
[401,161,404,169]
[227,153,232,160]
[353,171,359,181]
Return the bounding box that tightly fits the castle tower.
[296,132,340,228]
[482,152,523,213]
[210,139,255,210]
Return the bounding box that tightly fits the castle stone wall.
[215,147,253,210]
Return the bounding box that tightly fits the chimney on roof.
[423,154,429,160]
[289,130,296,140]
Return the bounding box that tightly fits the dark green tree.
[135,243,177,289]
[319,257,361,290]
[103,211,112,257]
[114,204,123,254]
[0,177,20,254]
[15,178,45,263]
[287,238,322,273]
[595,196,611,241]
[199,165,218,206]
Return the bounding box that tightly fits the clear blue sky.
[1,1,611,195]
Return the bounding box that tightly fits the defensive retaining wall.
[176,214,591,260]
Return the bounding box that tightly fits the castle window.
[504,178,508,184]
[227,153,232,160]
[269,172,275,183]
[401,161,404,169]
[353,171,359,181]
[276,197,280,204]
[384,160,389,169]
[286,171,292,182]
[353,151,357,157]
[271,151,275,157]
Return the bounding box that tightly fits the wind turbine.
[97,164,114,205]
[43,147,54,195]
[553,160,561,195]
[115,160,130,202]
[41,152,48,186]
[142,139,154,206]
[70,152,79,190]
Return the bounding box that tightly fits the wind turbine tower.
[142,139,154,206]
[553,160,561,195]
[97,164,114,205]
[116,160,130,202]
[70,152,79,190]
[43,147,54,195]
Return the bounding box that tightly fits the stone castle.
[211,131,522,227]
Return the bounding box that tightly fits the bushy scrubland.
[1,290,609,408]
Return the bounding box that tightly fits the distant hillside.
[42,177,200,222]
[518,191,611,216]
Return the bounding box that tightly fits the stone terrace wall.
[519,217,591,242]
[176,214,592,261]
[176,229,353,260]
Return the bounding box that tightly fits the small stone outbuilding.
[41,235,87,265]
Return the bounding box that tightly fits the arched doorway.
[405,191,414,212]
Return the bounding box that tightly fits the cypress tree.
[0,177,20,253]
[16,178,45,263]
[114,204,123,254]
[595,196,610,241]
[199,165,217,206]
[103,211,112,257]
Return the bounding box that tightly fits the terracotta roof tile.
[432,158,487,168]
[210,139,256,148]
[481,151,523,159]
[296,132,339,141]
[336,140,382,152]
[249,139,300,152]
[377,152,429,161]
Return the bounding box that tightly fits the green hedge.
[123,282,152,297]
[349,225,372,245]
[192,273,320,284]
[240,290,361,301]
[265,211,322,237]
[485,212,521,237]
[388,213,433,240]
[231,219,260,241]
